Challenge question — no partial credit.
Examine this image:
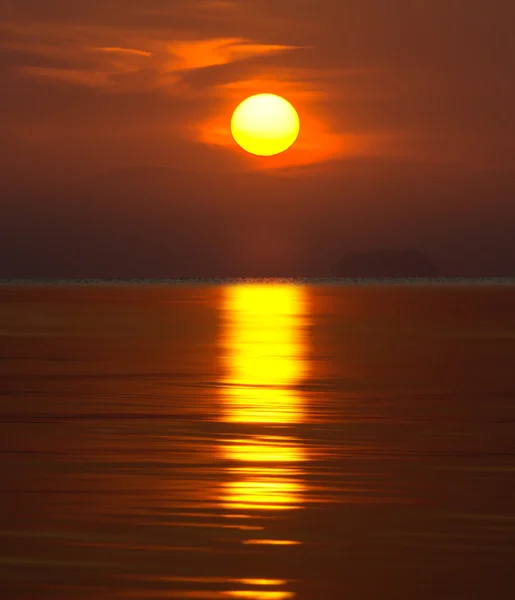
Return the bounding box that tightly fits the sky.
[1,0,514,277]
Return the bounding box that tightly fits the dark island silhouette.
[332,249,440,278]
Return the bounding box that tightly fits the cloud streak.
[167,38,298,71]
[1,18,301,98]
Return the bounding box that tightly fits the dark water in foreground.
[1,283,514,599]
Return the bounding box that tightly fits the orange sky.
[1,1,515,276]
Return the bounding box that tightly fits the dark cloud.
[1,160,514,277]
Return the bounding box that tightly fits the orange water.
[1,284,514,599]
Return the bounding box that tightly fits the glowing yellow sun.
[231,94,300,156]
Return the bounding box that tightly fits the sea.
[1,280,514,599]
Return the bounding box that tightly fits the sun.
[231,94,300,157]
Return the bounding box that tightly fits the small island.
[331,249,440,278]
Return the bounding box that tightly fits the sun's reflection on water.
[221,286,307,424]
[219,283,309,520]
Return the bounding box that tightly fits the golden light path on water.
[219,284,309,533]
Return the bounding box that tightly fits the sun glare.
[231,94,300,156]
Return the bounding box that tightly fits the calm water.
[1,283,514,599]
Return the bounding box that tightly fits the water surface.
[1,283,514,599]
